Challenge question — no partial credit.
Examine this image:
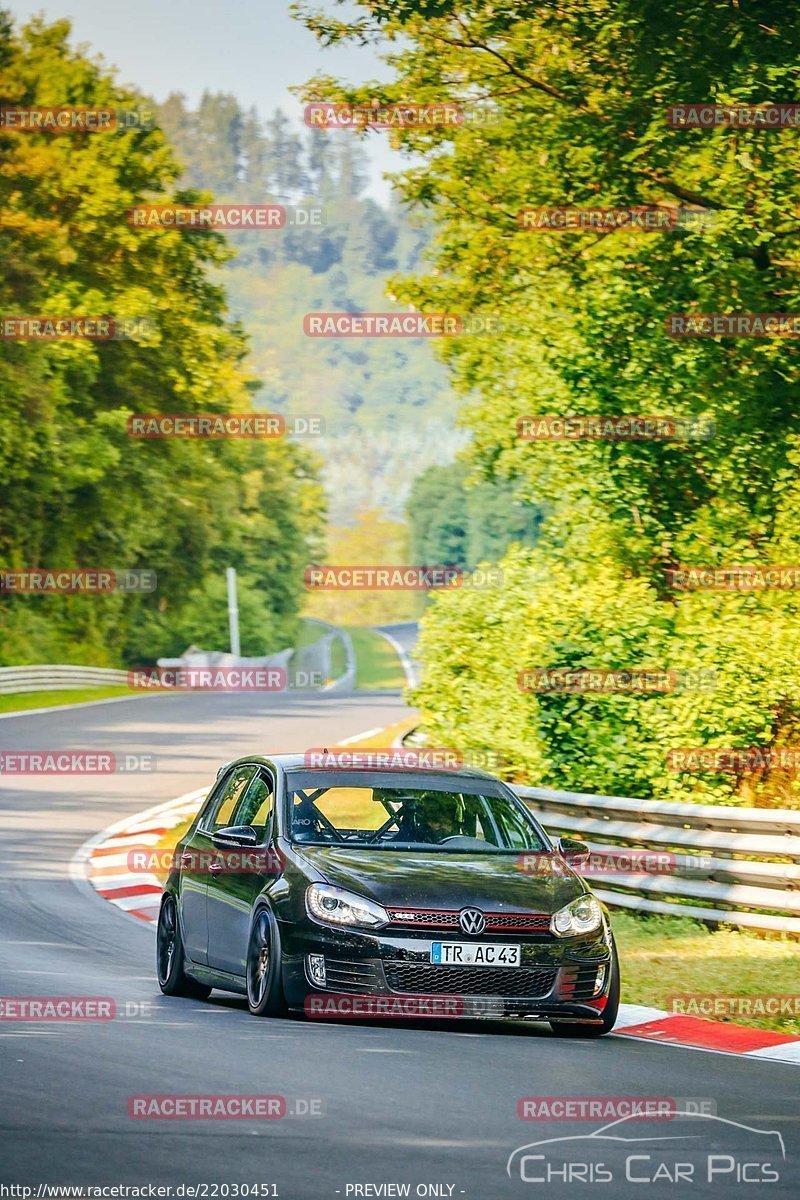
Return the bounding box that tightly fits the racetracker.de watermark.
[126,205,326,230]
[127,668,287,691]
[0,997,153,1020]
[304,993,504,1019]
[126,414,324,438]
[667,993,800,1018]
[667,313,800,337]
[0,752,155,774]
[303,565,503,590]
[666,565,800,590]
[517,850,714,877]
[667,104,800,127]
[666,747,800,774]
[518,669,716,694]
[302,312,514,337]
[304,312,457,337]
[304,101,503,129]
[516,414,715,441]
[517,207,714,231]
[128,1095,324,1119]
[303,747,508,772]
[518,1098,716,1121]
[0,106,155,131]
[127,847,284,875]
[0,569,156,594]
[0,316,154,341]
[304,102,460,128]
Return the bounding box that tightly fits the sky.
[7,0,401,198]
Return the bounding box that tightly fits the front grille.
[323,957,384,992]
[388,909,461,929]
[385,963,557,997]
[488,913,551,933]
[387,908,550,934]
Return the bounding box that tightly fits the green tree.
[0,14,323,666]
[408,462,542,568]
[296,0,800,569]
[297,0,800,803]
[264,108,308,199]
[303,507,420,625]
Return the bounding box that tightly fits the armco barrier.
[515,784,800,935]
[324,628,356,693]
[292,619,355,693]
[1,647,310,695]
[0,664,130,693]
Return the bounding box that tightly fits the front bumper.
[281,922,613,1023]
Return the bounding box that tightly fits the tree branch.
[640,170,724,211]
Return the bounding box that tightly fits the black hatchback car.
[157,755,620,1035]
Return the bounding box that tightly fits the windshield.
[284,770,549,852]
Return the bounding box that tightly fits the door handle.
[179,852,193,869]
[208,859,224,874]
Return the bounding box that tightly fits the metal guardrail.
[515,784,800,935]
[0,665,130,693]
[294,619,356,693]
[1,643,331,696]
[372,624,419,688]
[323,628,356,693]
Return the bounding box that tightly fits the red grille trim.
[386,907,551,933]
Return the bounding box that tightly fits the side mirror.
[556,836,590,862]
[212,824,259,849]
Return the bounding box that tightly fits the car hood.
[293,845,584,914]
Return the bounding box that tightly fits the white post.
[226,567,241,658]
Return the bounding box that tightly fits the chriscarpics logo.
[506,1112,786,1187]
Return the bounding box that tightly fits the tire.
[246,908,287,1018]
[549,942,620,1038]
[156,894,212,1000]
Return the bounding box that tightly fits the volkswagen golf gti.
[156,754,620,1035]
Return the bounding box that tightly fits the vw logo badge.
[459,907,486,936]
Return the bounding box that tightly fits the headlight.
[306,884,389,929]
[550,894,603,938]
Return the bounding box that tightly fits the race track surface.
[0,691,797,1197]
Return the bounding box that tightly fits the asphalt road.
[0,690,798,1198]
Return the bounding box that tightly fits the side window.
[202,765,256,832]
[195,774,230,831]
[233,772,275,837]
[489,795,538,849]
[463,796,495,845]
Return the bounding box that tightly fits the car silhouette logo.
[459,908,486,935]
[506,1112,786,1180]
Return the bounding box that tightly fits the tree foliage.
[407,461,542,569]
[0,16,323,665]
[298,0,800,803]
[303,506,420,624]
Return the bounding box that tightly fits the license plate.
[430,942,521,966]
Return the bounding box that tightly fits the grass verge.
[347,626,406,689]
[613,910,800,1035]
[329,633,348,681]
[294,617,328,651]
[0,686,147,714]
